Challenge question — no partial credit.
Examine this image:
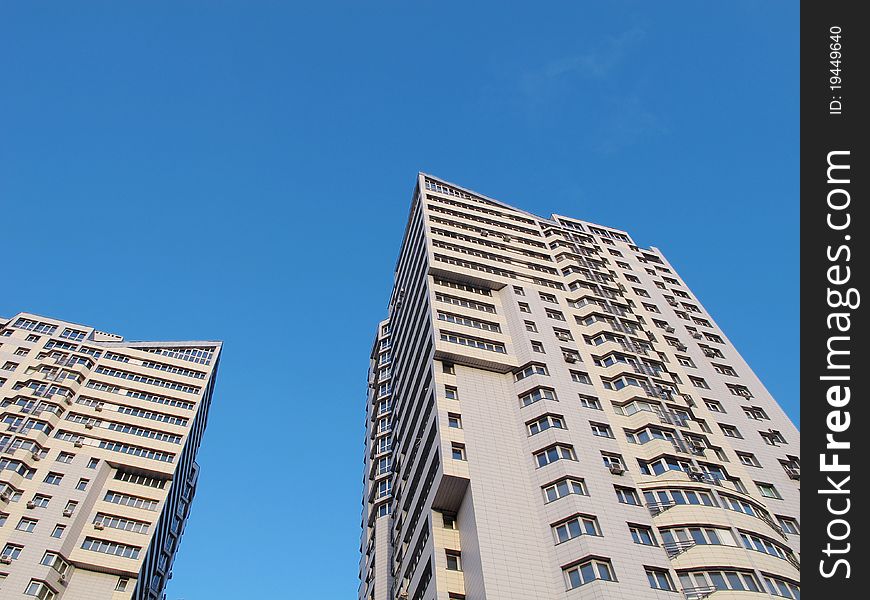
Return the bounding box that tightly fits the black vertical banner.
[802,2,868,597]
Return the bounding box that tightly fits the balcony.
[663,539,697,558]
[681,586,716,600]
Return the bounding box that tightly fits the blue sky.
[0,2,797,598]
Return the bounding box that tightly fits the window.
[513,286,525,296]
[64,501,78,515]
[451,443,466,461]
[442,514,456,529]
[31,494,51,508]
[676,355,695,367]
[712,363,738,376]
[43,472,63,485]
[756,482,782,499]
[638,456,693,476]
[1,543,22,559]
[775,515,800,535]
[743,406,769,420]
[739,532,792,561]
[543,478,587,502]
[104,491,159,511]
[527,414,566,435]
[50,524,66,538]
[445,386,458,400]
[553,327,573,341]
[539,292,557,303]
[115,579,129,592]
[76,478,89,491]
[40,552,69,575]
[630,524,657,546]
[17,517,38,532]
[689,376,710,389]
[515,363,548,380]
[442,362,455,375]
[2,362,19,371]
[762,575,800,599]
[440,331,505,353]
[719,424,742,438]
[570,370,591,384]
[519,387,556,407]
[564,558,614,589]
[25,580,57,600]
[545,309,566,321]
[661,526,731,552]
[437,311,501,333]
[445,551,461,571]
[615,486,641,505]
[737,452,761,467]
[114,471,167,489]
[524,320,537,332]
[433,277,492,297]
[602,453,625,471]
[447,414,462,429]
[761,430,787,445]
[553,514,600,543]
[93,513,150,534]
[727,383,753,398]
[642,302,659,313]
[578,394,602,410]
[590,422,614,438]
[55,452,75,464]
[535,444,576,467]
[518,302,531,313]
[81,537,141,559]
[646,568,675,591]
[704,399,725,413]
[678,570,762,594]
[531,341,545,353]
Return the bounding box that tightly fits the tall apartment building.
[360,174,800,600]
[0,313,221,600]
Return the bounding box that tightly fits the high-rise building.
[360,174,800,600]
[0,313,221,600]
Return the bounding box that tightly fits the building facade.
[359,174,800,600]
[0,313,221,600]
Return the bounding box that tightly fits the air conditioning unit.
[687,465,702,474]
[0,493,10,502]
[0,556,12,564]
[74,440,84,448]
[787,469,800,480]
[26,500,36,509]
[94,405,103,412]
[564,354,578,363]
[609,465,625,475]
[676,344,687,352]
[665,326,675,333]
[691,333,703,339]
[94,522,105,530]
[480,231,488,237]
[58,573,68,584]
[85,423,94,429]
[64,397,72,405]
[31,452,41,461]
[63,509,74,517]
